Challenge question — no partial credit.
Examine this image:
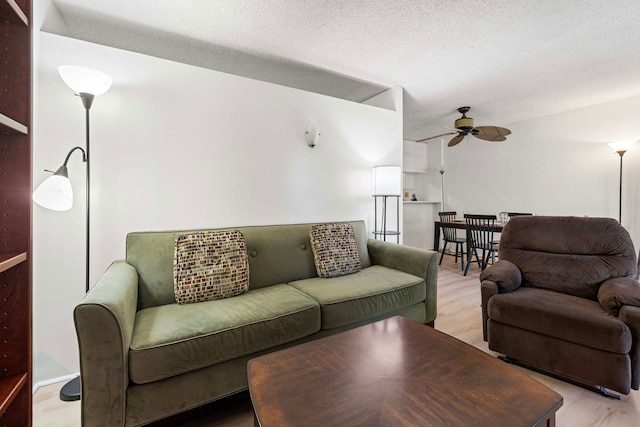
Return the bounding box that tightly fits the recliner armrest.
[479,259,522,293]
[598,277,640,316]
[480,260,522,342]
[620,305,640,390]
[481,281,498,342]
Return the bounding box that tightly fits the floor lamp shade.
[373,165,402,196]
[58,65,112,96]
[608,140,635,154]
[32,165,73,211]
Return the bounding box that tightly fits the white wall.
[402,139,441,249]
[441,95,640,247]
[33,32,402,383]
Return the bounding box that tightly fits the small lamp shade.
[373,165,402,196]
[33,165,73,211]
[58,65,112,96]
[608,140,635,154]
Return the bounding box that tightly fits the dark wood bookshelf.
[0,0,32,424]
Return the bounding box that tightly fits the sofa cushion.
[310,222,361,278]
[173,230,249,304]
[129,284,320,384]
[288,265,425,330]
[488,287,632,354]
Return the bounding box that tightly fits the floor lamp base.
[60,376,81,401]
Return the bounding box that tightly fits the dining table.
[433,219,506,252]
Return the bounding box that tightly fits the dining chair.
[438,211,466,271]
[464,214,499,276]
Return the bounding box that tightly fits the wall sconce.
[305,122,321,148]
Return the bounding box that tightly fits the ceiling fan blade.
[473,126,511,141]
[448,134,465,147]
[415,132,457,143]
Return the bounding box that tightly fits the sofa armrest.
[367,239,438,325]
[620,305,640,390]
[74,260,139,427]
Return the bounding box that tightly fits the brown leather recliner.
[481,216,640,395]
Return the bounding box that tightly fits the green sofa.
[74,220,438,426]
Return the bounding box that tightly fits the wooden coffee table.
[248,316,562,427]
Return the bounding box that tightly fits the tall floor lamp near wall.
[608,140,635,223]
[33,65,112,401]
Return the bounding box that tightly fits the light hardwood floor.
[33,256,640,426]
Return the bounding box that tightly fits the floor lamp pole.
[440,168,445,211]
[83,94,92,293]
[60,93,94,402]
[616,150,626,224]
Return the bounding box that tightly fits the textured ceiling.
[45,0,640,141]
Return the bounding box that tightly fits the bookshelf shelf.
[0,113,28,135]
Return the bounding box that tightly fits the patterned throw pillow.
[310,223,361,278]
[173,230,249,304]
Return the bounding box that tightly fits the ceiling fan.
[416,106,511,147]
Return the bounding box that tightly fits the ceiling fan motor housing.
[455,116,474,131]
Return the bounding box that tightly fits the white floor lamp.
[33,65,112,401]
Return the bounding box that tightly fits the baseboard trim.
[32,373,79,395]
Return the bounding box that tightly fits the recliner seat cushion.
[288,265,425,330]
[129,284,320,384]
[488,287,632,354]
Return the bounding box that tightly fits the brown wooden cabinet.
[0,0,32,425]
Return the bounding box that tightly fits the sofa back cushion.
[127,220,371,310]
[499,216,637,300]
